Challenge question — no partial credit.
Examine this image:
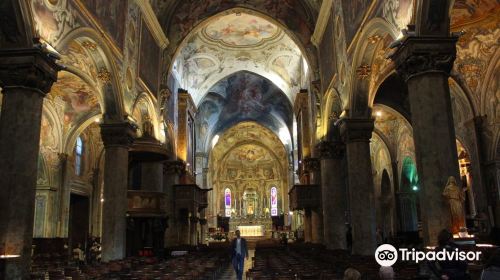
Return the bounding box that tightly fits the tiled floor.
[218,249,255,280]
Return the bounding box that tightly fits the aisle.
[218,249,255,280]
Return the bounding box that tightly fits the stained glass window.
[225,188,231,217]
[271,186,278,216]
[75,136,83,176]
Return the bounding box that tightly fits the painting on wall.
[48,71,100,127]
[80,0,128,50]
[203,13,279,47]
[195,71,293,151]
[139,18,161,96]
[451,0,500,27]
[342,0,372,46]
[167,0,313,56]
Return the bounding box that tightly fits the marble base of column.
[100,122,135,261]
[340,118,377,255]
[318,141,347,250]
[0,47,60,279]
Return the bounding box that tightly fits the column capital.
[389,36,458,81]
[100,121,136,148]
[339,118,374,143]
[303,157,320,172]
[0,47,62,96]
[316,140,345,159]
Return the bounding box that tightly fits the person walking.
[231,230,249,280]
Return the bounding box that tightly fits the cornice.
[311,0,334,47]
[135,0,169,50]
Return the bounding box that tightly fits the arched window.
[224,188,231,217]
[75,136,83,176]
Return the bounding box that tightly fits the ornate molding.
[356,64,371,79]
[0,47,61,95]
[311,0,334,46]
[389,36,458,82]
[316,141,345,159]
[100,121,136,147]
[134,0,169,49]
[339,118,374,143]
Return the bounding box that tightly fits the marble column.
[311,210,323,244]
[100,122,135,261]
[340,118,377,255]
[303,208,312,242]
[199,215,207,245]
[0,47,60,279]
[318,140,347,250]
[390,36,460,245]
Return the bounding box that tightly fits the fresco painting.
[48,72,99,127]
[204,13,279,46]
[80,0,128,50]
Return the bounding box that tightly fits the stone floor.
[218,249,255,280]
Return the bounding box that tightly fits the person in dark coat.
[429,229,469,280]
[231,230,249,280]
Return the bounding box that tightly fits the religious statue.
[442,176,466,233]
[142,118,154,138]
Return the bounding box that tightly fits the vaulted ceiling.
[170,11,309,106]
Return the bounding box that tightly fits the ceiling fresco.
[47,71,100,129]
[195,72,293,152]
[171,11,307,105]
[203,13,280,47]
[451,0,500,27]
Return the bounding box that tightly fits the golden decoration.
[82,41,97,51]
[356,64,372,79]
[367,34,382,44]
[97,68,111,83]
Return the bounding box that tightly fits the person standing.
[231,230,249,280]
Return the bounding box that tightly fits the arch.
[193,65,293,106]
[349,18,398,118]
[131,92,161,141]
[168,6,315,76]
[64,113,101,155]
[57,27,126,121]
[320,87,343,140]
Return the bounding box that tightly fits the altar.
[237,225,264,237]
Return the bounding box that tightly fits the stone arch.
[63,113,101,156]
[131,92,162,141]
[57,27,126,121]
[166,5,316,77]
[349,18,398,118]
[320,87,343,140]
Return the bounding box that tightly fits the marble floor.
[218,249,255,280]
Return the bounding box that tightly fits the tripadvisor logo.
[374,244,481,266]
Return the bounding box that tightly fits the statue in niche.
[442,176,466,233]
[142,117,154,138]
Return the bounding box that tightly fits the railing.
[174,184,210,212]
